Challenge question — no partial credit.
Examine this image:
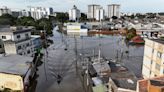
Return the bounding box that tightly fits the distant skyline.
[0,0,164,13]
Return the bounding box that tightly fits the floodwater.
[32,27,144,92]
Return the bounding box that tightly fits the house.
[0,26,35,57]
[0,54,37,92]
[66,23,88,33]
[108,62,138,92]
[137,76,164,92]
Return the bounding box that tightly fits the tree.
[126,28,137,40]
[16,16,36,26]
[36,18,53,35]
[0,14,17,25]
[112,16,118,20]
[55,12,69,23]
[79,13,87,22]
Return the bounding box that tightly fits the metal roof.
[111,71,137,90]
[0,54,33,76]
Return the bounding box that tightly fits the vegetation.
[79,13,87,22]
[0,14,53,35]
[125,28,137,40]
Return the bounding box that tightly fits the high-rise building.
[19,9,30,17]
[142,39,164,79]
[69,5,81,21]
[0,6,11,16]
[29,7,53,20]
[107,4,120,18]
[95,7,105,21]
[87,4,100,19]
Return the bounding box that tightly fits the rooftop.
[110,71,137,90]
[150,39,164,44]
[0,26,33,34]
[138,76,164,92]
[0,54,33,76]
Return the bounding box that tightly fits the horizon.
[0,0,164,13]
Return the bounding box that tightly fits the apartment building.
[29,6,53,20]
[107,4,120,18]
[0,26,34,57]
[69,5,81,21]
[87,4,100,19]
[95,7,105,21]
[0,6,11,16]
[142,39,164,79]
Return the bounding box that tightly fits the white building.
[29,6,53,20]
[0,6,11,16]
[142,39,164,79]
[87,4,100,19]
[107,4,120,18]
[95,7,105,21]
[69,5,81,21]
[66,23,88,33]
[19,9,30,17]
[0,26,35,57]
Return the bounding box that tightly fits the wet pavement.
[33,27,144,92]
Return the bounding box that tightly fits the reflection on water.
[61,31,144,78]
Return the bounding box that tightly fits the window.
[2,36,6,39]
[25,33,29,38]
[17,46,21,50]
[157,51,162,58]
[152,49,154,53]
[155,63,161,71]
[26,43,29,47]
[17,35,21,39]
[27,50,31,54]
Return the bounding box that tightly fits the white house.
[0,26,35,57]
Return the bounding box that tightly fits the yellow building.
[142,39,164,79]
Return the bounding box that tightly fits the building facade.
[142,39,164,79]
[87,4,100,19]
[69,5,81,21]
[0,6,11,16]
[95,7,105,21]
[0,26,35,57]
[107,4,120,18]
[29,6,53,20]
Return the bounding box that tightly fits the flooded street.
[34,27,144,92]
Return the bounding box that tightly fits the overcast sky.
[0,0,164,13]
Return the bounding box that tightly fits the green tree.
[36,18,53,35]
[0,14,17,25]
[79,13,87,22]
[16,16,36,26]
[55,12,69,23]
[126,28,137,40]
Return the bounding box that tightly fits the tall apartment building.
[95,7,105,21]
[0,6,11,16]
[142,39,164,79]
[87,4,100,19]
[69,5,81,21]
[19,9,30,17]
[29,7,53,20]
[0,26,35,57]
[107,4,120,18]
